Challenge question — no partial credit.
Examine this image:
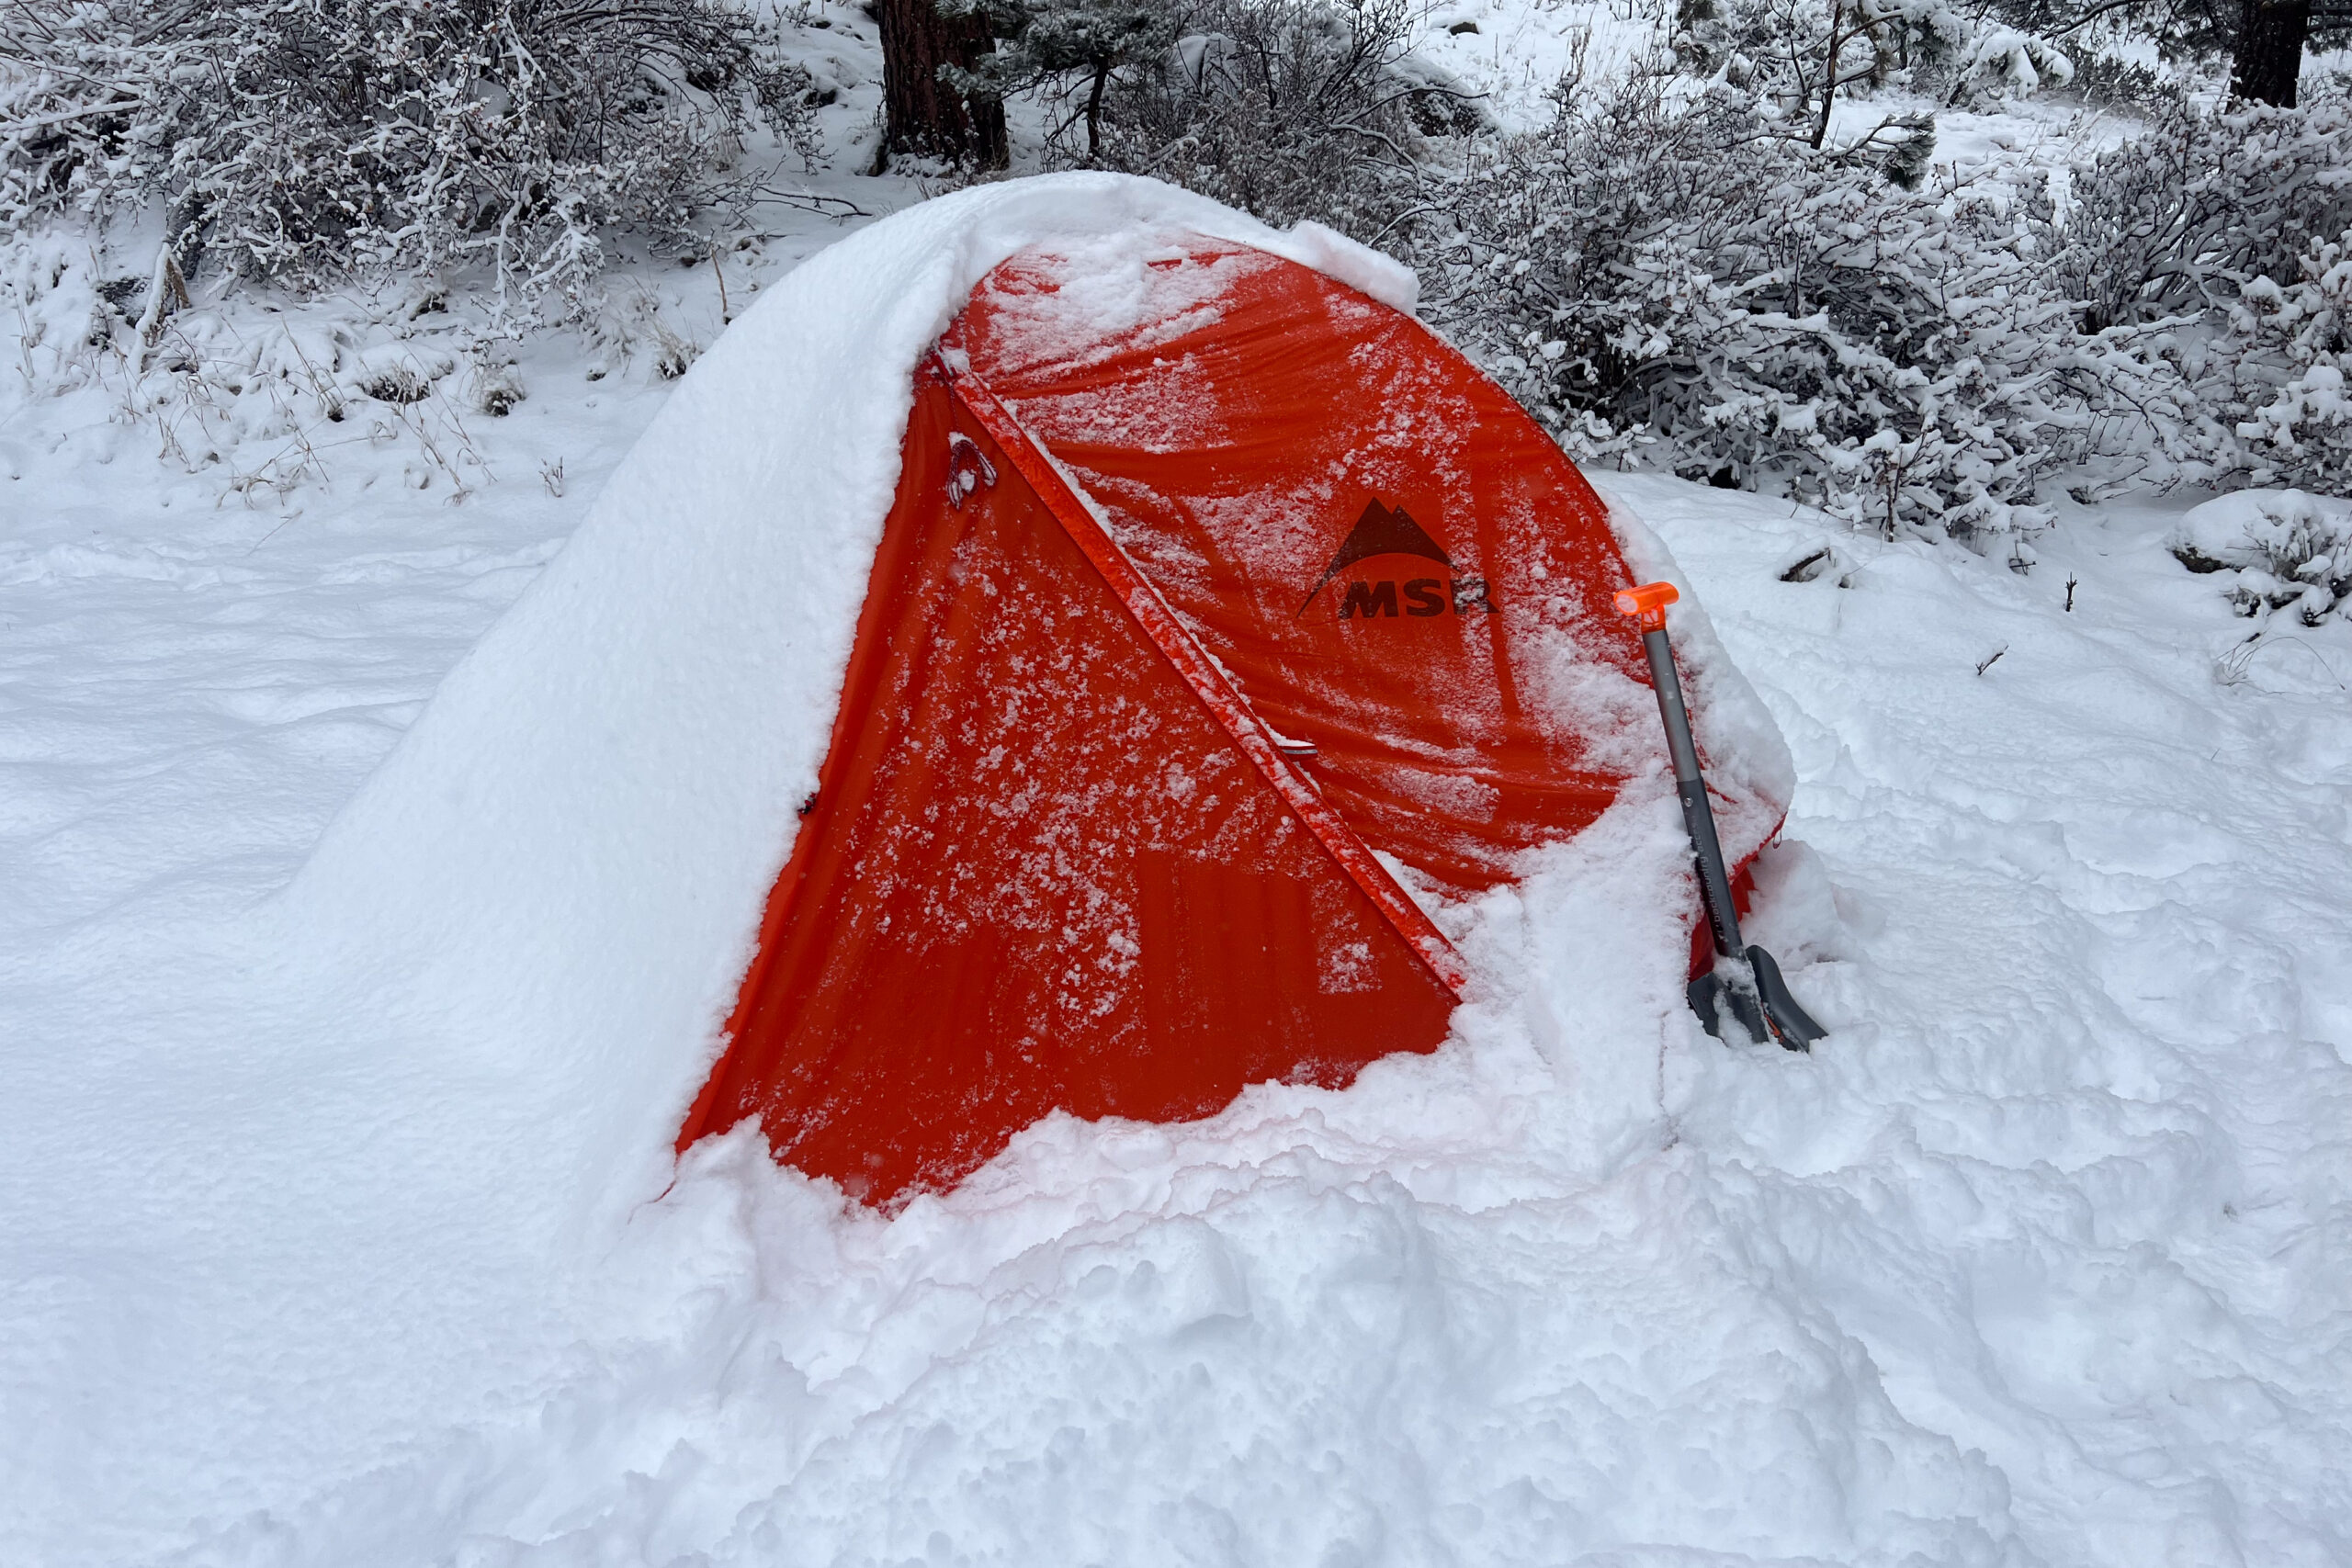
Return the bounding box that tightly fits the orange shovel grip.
[1613,581,1679,632]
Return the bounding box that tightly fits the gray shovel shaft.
[1641,626,1747,962]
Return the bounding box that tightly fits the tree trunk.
[2231,0,2310,106]
[876,0,1009,167]
[1085,62,1110,156]
[1811,0,1842,149]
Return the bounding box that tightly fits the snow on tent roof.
[277,174,1792,1214]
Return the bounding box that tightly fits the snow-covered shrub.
[2222,230,2352,493]
[2056,86,2352,333]
[469,357,528,417]
[1418,68,2166,541]
[0,232,511,498]
[0,232,115,400]
[1074,0,1475,240]
[1673,0,1952,136]
[2048,88,2352,491]
[1951,26,2075,103]
[2171,490,2352,625]
[1672,0,2071,136]
[2064,50,2171,107]
[0,0,821,316]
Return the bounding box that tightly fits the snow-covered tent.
[283,175,1792,1211]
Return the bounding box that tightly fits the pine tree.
[2231,0,2310,105]
[944,0,1178,156]
[876,0,1011,166]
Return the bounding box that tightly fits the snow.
[1409,0,1668,125]
[8,321,2351,1561]
[4,30,2351,1568]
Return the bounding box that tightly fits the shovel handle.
[1616,582,1825,1051]
[1616,582,1747,963]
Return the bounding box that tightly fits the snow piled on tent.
[0,175,2348,1568]
[270,174,1433,1218]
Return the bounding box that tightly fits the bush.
[1671,0,2094,142]
[2063,49,2172,108]
[2055,86,2352,333]
[1674,0,1972,135]
[1069,0,1475,242]
[2221,229,2352,493]
[1416,66,2174,541]
[2050,87,2352,491]
[2171,489,2352,625]
[0,0,821,316]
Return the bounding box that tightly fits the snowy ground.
[5,11,2352,1567]
[6,342,2349,1563]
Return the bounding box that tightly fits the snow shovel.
[1614,581,1826,1052]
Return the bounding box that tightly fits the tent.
[280,176,1788,1218]
[673,228,1786,1203]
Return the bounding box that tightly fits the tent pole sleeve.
[944,360,1470,1001]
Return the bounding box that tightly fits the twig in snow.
[2215,634,2346,691]
[133,242,191,352]
[1975,645,2008,676]
[2064,574,2077,612]
[738,181,868,221]
[1780,547,1835,583]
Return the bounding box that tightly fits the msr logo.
[1297,499,1497,621]
[1337,578,1494,618]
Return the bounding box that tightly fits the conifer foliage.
[941,0,1177,155]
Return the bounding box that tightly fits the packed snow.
[5,9,2352,1566]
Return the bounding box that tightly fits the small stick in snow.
[2064,574,2077,612]
[1976,644,2008,676]
[711,243,731,325]
[133,242,192,354]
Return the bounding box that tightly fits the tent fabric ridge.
[937,353,1472,1003]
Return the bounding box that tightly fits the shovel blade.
[1687,970,1770,1046]
[1747,945,1826,1050]
[1686,948,1826,1052]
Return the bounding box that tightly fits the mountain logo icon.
[1297,500,1454,616]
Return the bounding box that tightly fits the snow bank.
[272,175,1424,1223]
